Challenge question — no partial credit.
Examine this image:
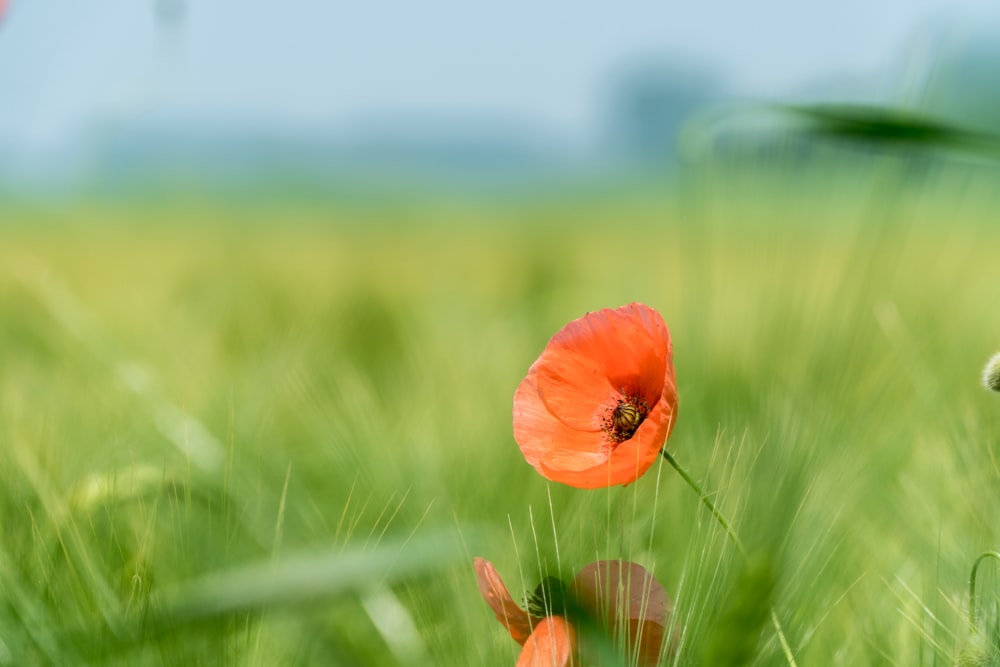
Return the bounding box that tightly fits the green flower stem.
[661,448,799,667]
[968,551,1000,634]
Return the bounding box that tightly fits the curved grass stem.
[661,448,799,667]
[968,551,1000,634]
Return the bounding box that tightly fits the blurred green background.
[4,2,1000,665]
[3,158,1000,664]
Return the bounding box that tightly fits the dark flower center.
[603,395,649,443]
[526,576,570,617]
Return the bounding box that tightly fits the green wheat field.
[2,153,1000,666]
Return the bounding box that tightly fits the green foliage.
[1,159,1000,664]
[698,553,776,666]
[783,103,1000,155]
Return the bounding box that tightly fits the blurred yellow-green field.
[3,157,1000,665]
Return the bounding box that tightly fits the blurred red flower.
[474,556,675,666]
[513,303,678,488]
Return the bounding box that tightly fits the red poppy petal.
[590,379,676,483]
[533,304,670,431]
[514,370,609,473]
[474,557,536,645]
[537,387,676,488]
[571,560,673,665]
[516,616,575,667]
[626,619,678,667]
[572,561,672,625]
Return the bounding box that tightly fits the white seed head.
[983,352,1000,392]
[956,631,992,667]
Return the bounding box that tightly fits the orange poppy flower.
[474,556,675,667]
[513,303,678,488]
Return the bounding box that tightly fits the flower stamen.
[526,576,570,618]
[604,395,649,443]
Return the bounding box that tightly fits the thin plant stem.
[661,449,746,555]
[662,448,799,667]
[968,551,1000,634]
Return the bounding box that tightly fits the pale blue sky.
[0,0,998,162]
